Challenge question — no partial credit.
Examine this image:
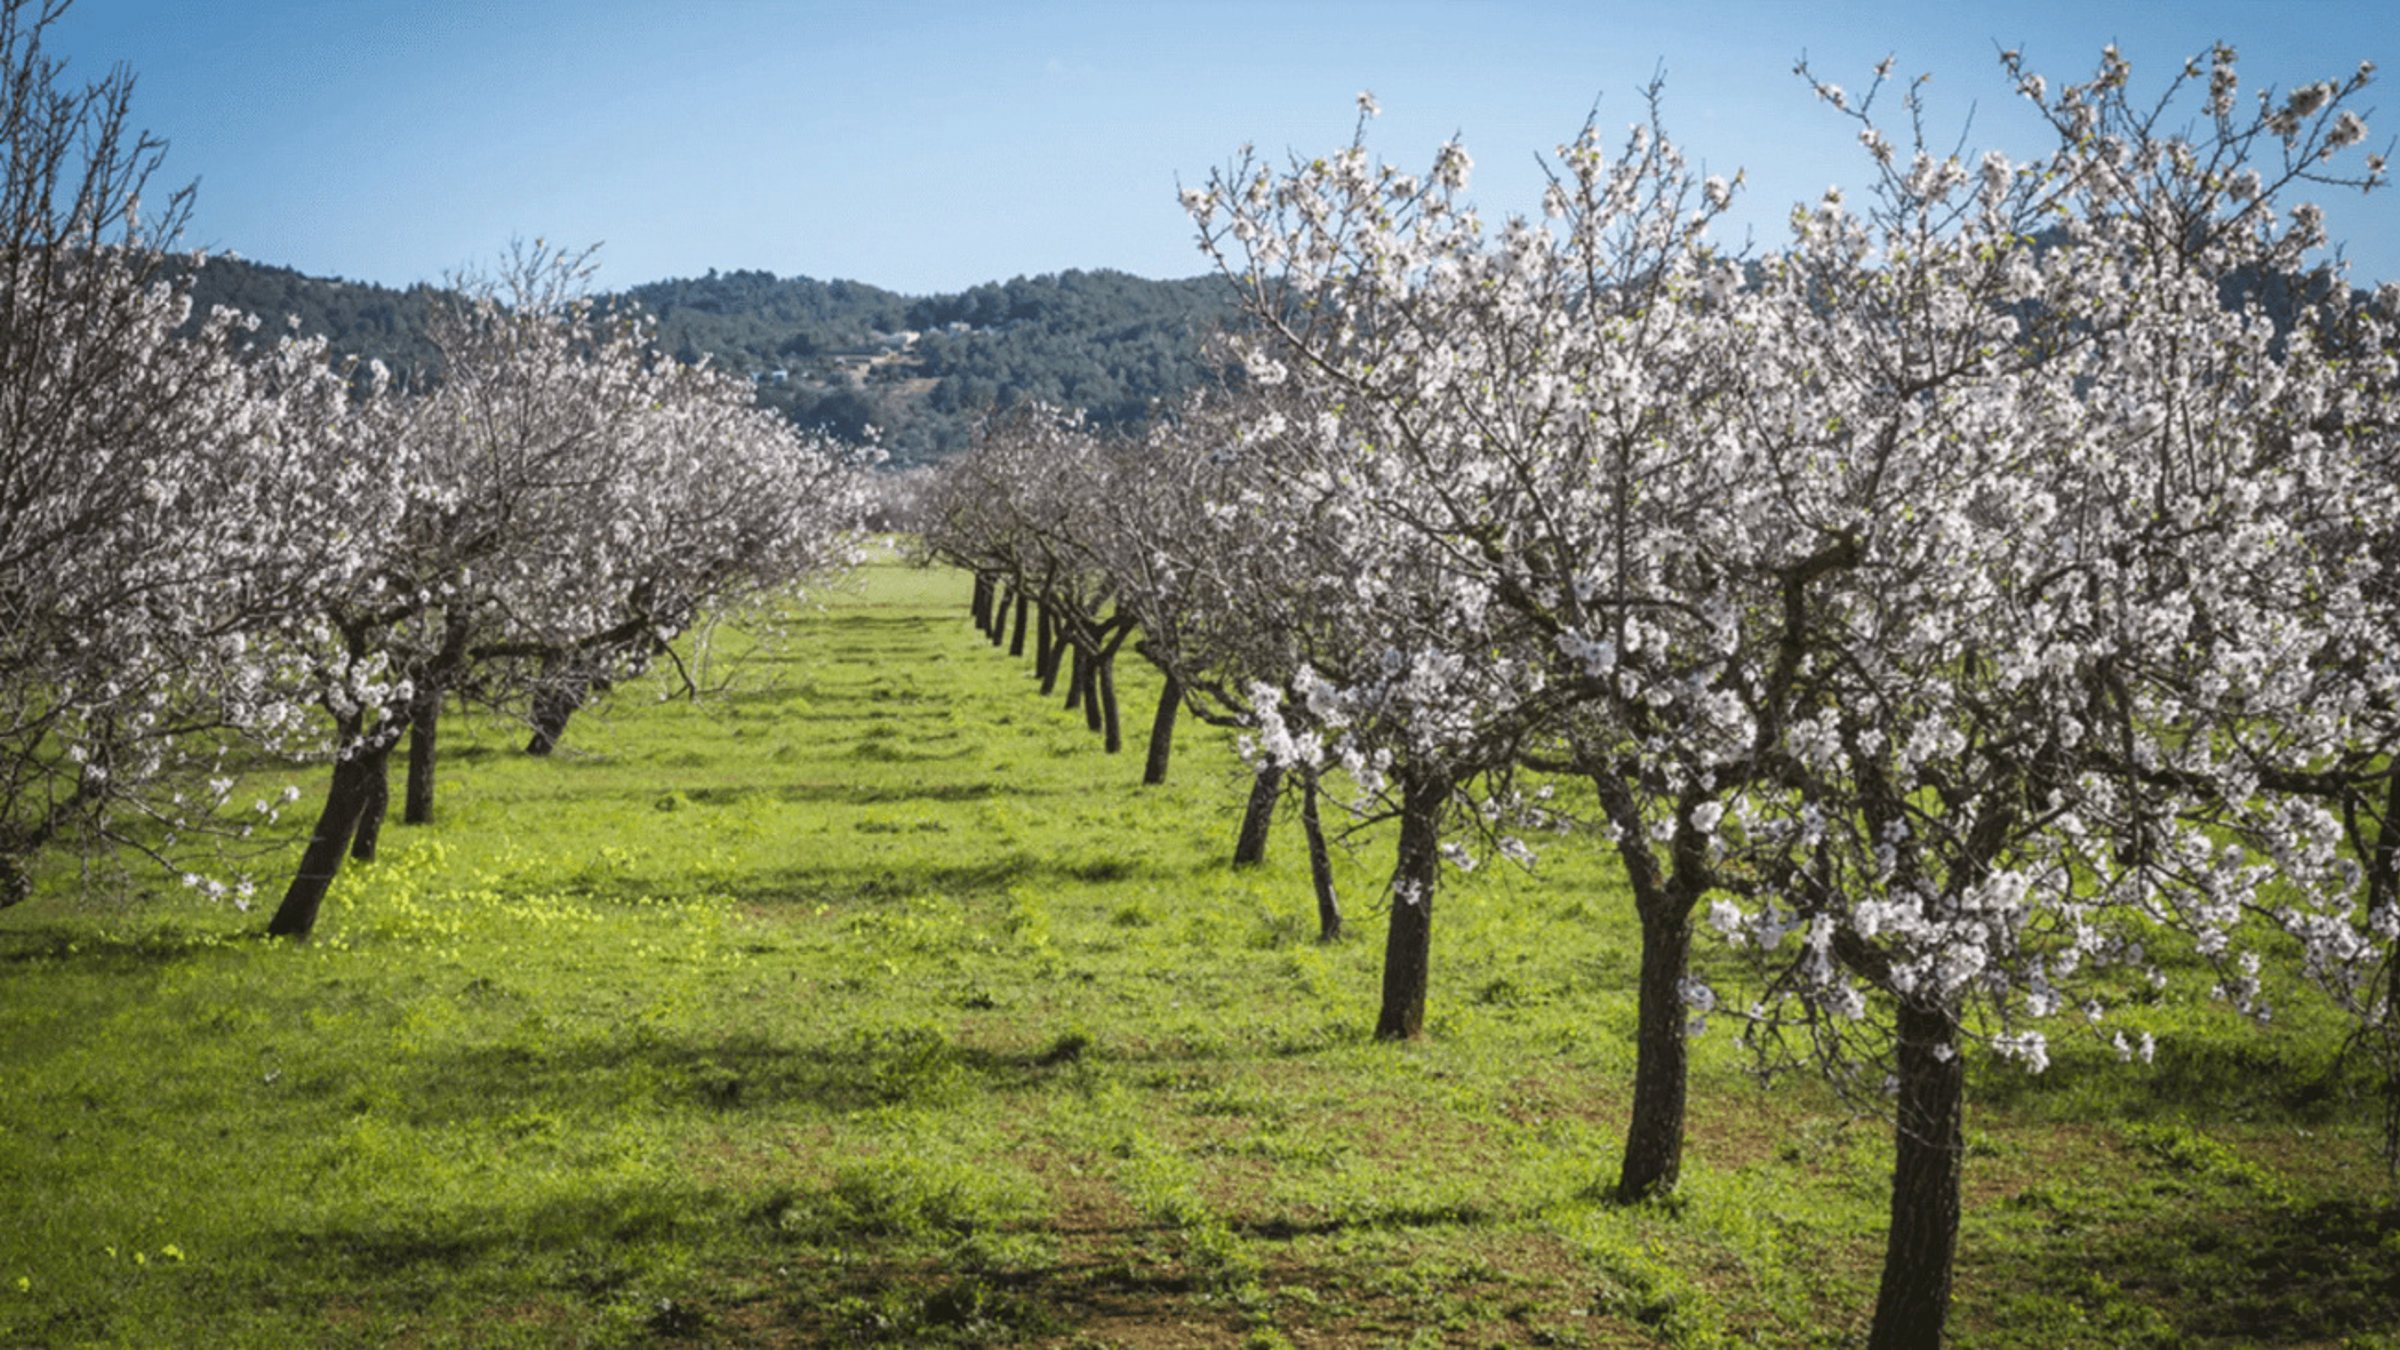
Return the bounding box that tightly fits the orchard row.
[0,7,870,936]
[922,47,2400,1349]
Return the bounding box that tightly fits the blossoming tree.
[919,406,1142,755]
[1707,49,2396,1346]
[1187,45,2396,1347]
[1185,87,1785,1192]
[1176,140,1579,1034]
[263,245,869,939]
[0,0,367,904]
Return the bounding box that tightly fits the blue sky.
[49,1,2400,294]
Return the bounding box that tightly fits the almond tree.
[1136,203,1559,1036]
[919,405,1157,759]
[2291,280,2400,1171]
[265,246,868,939]
[1706,48,2396,1348]
[1185,91,1773,1186]
[399,246,870,785]
[0,0,368,903]
[921,411,1082,694]
[1189,47,2396,1344]
[1092,391,1382,934]
[921,405,1324,899]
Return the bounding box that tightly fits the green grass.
[2,548,2394,1347]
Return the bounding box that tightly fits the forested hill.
[173,257,1239,466]
[177,257,449,376]
[631,268,1238,463]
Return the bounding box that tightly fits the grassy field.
[2,551,2395,1348]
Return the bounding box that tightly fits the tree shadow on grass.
[731,858,1039,909]
[1970,1032,2360,1131]
[313,835,1155,915]
[711,779,1048,806]
[393,1024,1109,1126]
[525,778,1064,812]
[240,1028,1435,1345]
[1985,1163,2399,1344]
[425,741,518,768]
[718,1251,1196,1348]
[0,922,261,971]
[733,849,1167,909]
[253,1181,709,1315]
[718,1198,1531,1347]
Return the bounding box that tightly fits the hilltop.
[175,257,1239,466]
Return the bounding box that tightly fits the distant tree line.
[174,257,1238,466]
[174,257,447,374]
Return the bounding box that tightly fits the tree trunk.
[971,573,992,634]
[988,581,1011,647]
[1375,771,1445,1040]
[268,729,383,939]
[1008,587,1030,658]
[349,742,391,862]
[1036,605,1062,695]
[526,679,581,756]
[403,685,441,825]
[1589,770,1712,1204]
[1868,997,1967,1350]
[1301,768,1342,942]
[1616,896,1693,1200]
[1232,764,1281,867]
[1088,652,1113,739]
[1142,675,1180,786]
[1065,639,1089,713]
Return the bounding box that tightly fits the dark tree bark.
[1375,770,1446,1040]
[1064,639,1089,713]
[1036,604,1063,695]
[349,744,390,862]
[526,678,582,756]
[1868,997,1966,1350]
[1585,771,1716,1202]
[1301,768,1342,942]
[1232,763,1282,867]
[1096,656,1122,752]
[1617,897,1693,1199]
[1080,647,1107,735]
[398,617,471,816]
[268,723,391,939]
[403,685,441,825]
[988,581,1011,647]
[2344,773,2400,1168]
[1008,587,1030,658]
[1142,675,1181,786]
[971,572,992,634]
